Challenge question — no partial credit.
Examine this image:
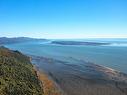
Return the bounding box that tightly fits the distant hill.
[0,46,43,95]
[0,37,48,44]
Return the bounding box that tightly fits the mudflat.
[32,56,127,95]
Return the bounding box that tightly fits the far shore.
[51,41,110,46]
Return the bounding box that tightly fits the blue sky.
[0,0,127,38]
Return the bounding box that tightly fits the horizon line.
[0,36,127,39]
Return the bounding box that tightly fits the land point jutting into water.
[0,46,62,95]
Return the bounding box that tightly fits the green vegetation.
[0,46,43,95]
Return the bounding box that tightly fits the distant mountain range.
[0,37,48,44]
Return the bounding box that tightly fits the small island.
[52,41,110,46]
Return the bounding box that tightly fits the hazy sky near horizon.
[0,0,127,39]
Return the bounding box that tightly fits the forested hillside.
[0,46,43,95]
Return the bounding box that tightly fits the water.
[5,39,127,74]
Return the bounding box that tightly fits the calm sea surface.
[5,39,127,74]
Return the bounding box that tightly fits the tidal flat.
[32,55,127,95]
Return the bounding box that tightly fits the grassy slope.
[0,46,43,95]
